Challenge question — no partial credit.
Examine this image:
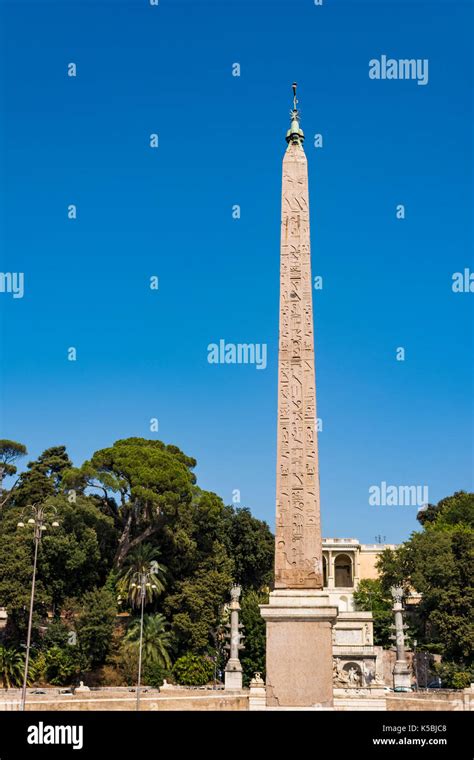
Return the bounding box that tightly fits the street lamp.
[17,504,59,711]
[130,572,157,711]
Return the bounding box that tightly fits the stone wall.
[0,688,248,712]
[387,690,473,712]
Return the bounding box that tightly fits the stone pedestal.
[248,673,267,710]
[393,661,412,691]
[260,590,338,707]
[224,659,243,691]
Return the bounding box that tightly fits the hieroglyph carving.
[275,140,323,589]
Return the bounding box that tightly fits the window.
[334,553,353,587]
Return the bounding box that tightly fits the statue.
[347,667,360,686]
[332,658,350,686]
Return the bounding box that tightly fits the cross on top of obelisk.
[286,82,304,145]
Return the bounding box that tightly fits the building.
[322,538,398,691]
[322,537,398,610]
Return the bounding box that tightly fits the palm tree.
[124,614,172,669]
[0,646,25,689]
[117,544,166,608]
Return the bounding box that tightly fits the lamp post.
[413,638,419,691]
[17,504,59,711]
[130,572,157,711]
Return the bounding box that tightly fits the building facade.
[322,538,397,691]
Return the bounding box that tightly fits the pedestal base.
[393,662,412,692]
[260,590,338,708]
[224,659,243,691]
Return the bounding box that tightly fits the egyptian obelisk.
[260,84,338,708]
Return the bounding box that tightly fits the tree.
[0,435,278,684]
[38,496,117,611]
[75,588,117,668]
[164,546,234,655]
[0,646,24,688]
[63,438,197,566]
[377,492,474,668]
[124,614,172,669]
[353,579,393,647]
[222,507,274,590]
[117,544,166,608]
[0,440,27,506]
[239,590,268,685]
[0,497,116,642]
[35,646,82,686]
[417,491,474,529]
[14,446,72,508]
[172,653,214,686]
[0,506,51,645]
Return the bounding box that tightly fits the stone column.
[260,84,338,708]
[391,586,412,691]
[224,584,244,691]
[328,550,335,589]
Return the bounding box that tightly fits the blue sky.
[0,0,472,543]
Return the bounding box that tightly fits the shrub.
[172,653,214,686]
[435,661,473,689]
[143,660,172,689]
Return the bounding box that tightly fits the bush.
[41,619,71,650]
[435,661,473,689]
[172,653,214,686]
[35,646,81,686]
[451,672,472,689]
[110,644,139,686]
[75,588,117,668]
[92,665,125,687]
[143,660,172,689]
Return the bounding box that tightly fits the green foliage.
[172,653,214,686]
[240,590,268,685]
[0,440,27,489]
[0,436,276,687]
[109,643,139,686]
[117,544,166,608]
[38,496,116,609]
[0,646,24,688]
[41,619,70,649]
[353,579,393,647]
[164,546,234,654]
[14,446,72,508]
[67,438,197,566]
[0,497,115,644]
[377,492,474,671]
[33,646,81,686]
[143,660,172,689]
[222,507,274,590]
[434,660,473,689]
[124,614,172,669]
[75,588,117,668]
[451,672,472,689]
[417,491,474,529]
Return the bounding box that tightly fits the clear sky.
[0,0,472,544]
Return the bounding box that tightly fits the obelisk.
[260,84,338,708]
